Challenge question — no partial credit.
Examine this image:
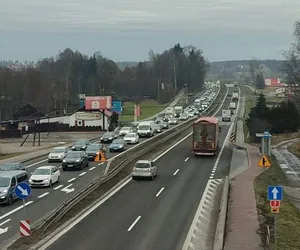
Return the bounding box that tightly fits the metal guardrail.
[31,84,224,234]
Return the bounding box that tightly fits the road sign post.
[256,131,272,156]
[15,183,31,214]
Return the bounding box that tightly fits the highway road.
[0,87,219,247]
[40,85,237,250]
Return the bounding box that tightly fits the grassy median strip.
[254,156,300,250]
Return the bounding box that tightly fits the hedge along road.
[0,88,218,247]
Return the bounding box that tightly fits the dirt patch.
[287,142,300,159]
[254,155,300,250]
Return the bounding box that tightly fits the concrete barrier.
[213,176,229,250]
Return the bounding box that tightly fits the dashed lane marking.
[182,179,224,250]
[173,169,179,176]
[79,172,87,177]
[53,185,63,190]
[127,216,141,232]
[67,178,76,183]
[0,201,34,221]
[0,219,11,226]
[155,187,164,197]
[185,157,189,162]
[89,167,96,171]
[37,192,50,199]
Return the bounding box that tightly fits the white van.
[137,121,155,138]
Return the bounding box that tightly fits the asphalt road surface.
[0,88,221,247]
[42,86,236,250]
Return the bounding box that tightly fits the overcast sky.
[0,0,299,62]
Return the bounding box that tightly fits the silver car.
[132,160,158,180]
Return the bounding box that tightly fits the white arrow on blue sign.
[268,186,283,201]
[15,183,31,200]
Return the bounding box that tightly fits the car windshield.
[170,118,177,121]
[112,139,123,144]
[125,133,135,138]
[52,148,65,153]
[66,152,81,158]
[139,125,149,130]
[75,140,86,145]
[87,145,100,150]
[103,133,113,137]
[135,162,150,168]
[34,168,50,175]
[0,177,10,187]
[121,127,130,131]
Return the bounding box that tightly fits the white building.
[39,108,112,130]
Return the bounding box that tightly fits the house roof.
[12,103,46,120]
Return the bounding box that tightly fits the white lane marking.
[37,192,50,199]
[0,219,11,227]
[26,159,48,169]
[89,167,96,171]
[37,91,227,249]
[79,172,87,177]
[156,187,165,197]
[98,163,104,166]
[127,216,142,232]
[38,177,132,249]
[67,178,76,183]
[53,185,63,190]
[0,201,34,221]
[173,169,179,176]
[59,166,62,169]
[184,157,189,162]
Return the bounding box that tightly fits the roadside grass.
[0,152,25,160]
[287,141,300,159]
[272,133,300,146]
[120,100,169,122]
[254,155,300,250]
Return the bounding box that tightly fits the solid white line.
[173,169,179,176]
[79,172,87,177]
[67,178,76,183]
[0,201,34,221]
[184,157,189,162]
[53,185,63,190]
[38,192,50,199]
[89,167,96,171]
[26,159,48,169]
[127,216,142,232]
[156,187,165,197]
[0,218,11,226]
[38,177,132,250]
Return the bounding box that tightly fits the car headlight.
[76,159,80,162]
[1,189,8,194]
[44,178,50,182]
[109,137,112,140]
[100,137,103,140]
[63,159,66,162]
[119,145,123,148]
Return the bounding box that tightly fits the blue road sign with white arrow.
[15,183,31,200]
[268,186,283,201]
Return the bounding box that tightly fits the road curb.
[213,176,229,250]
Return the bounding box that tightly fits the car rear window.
[135,162,150,168]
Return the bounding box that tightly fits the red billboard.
[85,96,112,110]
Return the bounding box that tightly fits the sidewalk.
[224,94,263,249]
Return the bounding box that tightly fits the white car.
[29,166,60,187]
[124,132,139,144]
[119,127,133,136]
[132,160,158,180]
[48,147,69,162]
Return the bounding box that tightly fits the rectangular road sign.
[271,207,280,214]
[270,200,280,207]
[111,100,123,114]
[268,186,283,201]
[257,154,271,167]
[85,96,112,110]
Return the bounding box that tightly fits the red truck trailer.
[192,117,220,156]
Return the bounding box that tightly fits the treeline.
[0,43,209,120]
[246,94,300,140]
